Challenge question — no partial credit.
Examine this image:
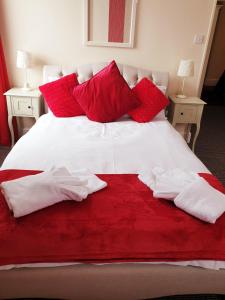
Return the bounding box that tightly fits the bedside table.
[168,95,206,152]
[4,88,43,147]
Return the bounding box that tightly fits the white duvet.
[2,113,208,174]
[3,112,221,270]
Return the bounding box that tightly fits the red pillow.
[39,74,84,117]
[73,61,140,122]
[128,78,169,122]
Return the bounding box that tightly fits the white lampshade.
[16,50,30,69]
[177,59,194,77]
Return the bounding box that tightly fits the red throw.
[0,170,225,266]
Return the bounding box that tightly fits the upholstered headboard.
[42,62,169,112]
[43,62,168,89]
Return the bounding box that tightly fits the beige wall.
[205,5,225,86]
[89,0,109,42]
[124,0,132,43]
[0,0,216,123]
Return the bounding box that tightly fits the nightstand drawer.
[12,97,33,116]
[175,105,197,123]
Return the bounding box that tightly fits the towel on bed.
[138,167,198,200]
[174,176,225,224]
[138,167,225,223]
[0,167,107,218]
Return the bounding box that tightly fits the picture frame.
[84,0,138,48]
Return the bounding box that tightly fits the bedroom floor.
[195,105,225,185]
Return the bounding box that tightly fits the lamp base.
[176,94,187,99]
[21,87,32,91]
[22,82,31,91]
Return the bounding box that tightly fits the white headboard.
[43,62,169,93]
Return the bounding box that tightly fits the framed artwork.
[84,0,138,48]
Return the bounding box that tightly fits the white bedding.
[2,113,208,174]
[2,112,221,270]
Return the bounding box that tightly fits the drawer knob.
[180,112,184,115]
[28,106,31,109]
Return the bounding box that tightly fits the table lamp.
[16,50,31,91]
[177,59,194,98]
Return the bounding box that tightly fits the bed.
[0,62,225,300]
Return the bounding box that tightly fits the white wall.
[0,0,216,132]
[0,0,216,93]
[89,0,109,42]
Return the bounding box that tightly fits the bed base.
[0,264,225,299]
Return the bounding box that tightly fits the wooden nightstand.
[168,95,206,152]
[4,88,43,147]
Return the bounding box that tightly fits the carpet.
[195,105,225,185]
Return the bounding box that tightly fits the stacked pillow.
[72,61,140,122]
[39,73,83,117]
[39,60,169,123]
[129,77,169,122]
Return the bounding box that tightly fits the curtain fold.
[0,36,15,146]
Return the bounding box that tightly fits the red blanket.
[0,170,225,266]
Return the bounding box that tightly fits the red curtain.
[0,36,12,146]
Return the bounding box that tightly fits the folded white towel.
[138,167,198,200]
[174,177,225,223]
[70,169,107,194]
[1,167,107,218]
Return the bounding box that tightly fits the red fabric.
[39,74,84,117]
[73,61,140,123]
[0,170,225,266]
[108,0,125,42]
[128,78,169,122]
[0,37,17,146]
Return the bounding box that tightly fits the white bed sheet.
[2,113,221,270]
[2,113,208,174]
